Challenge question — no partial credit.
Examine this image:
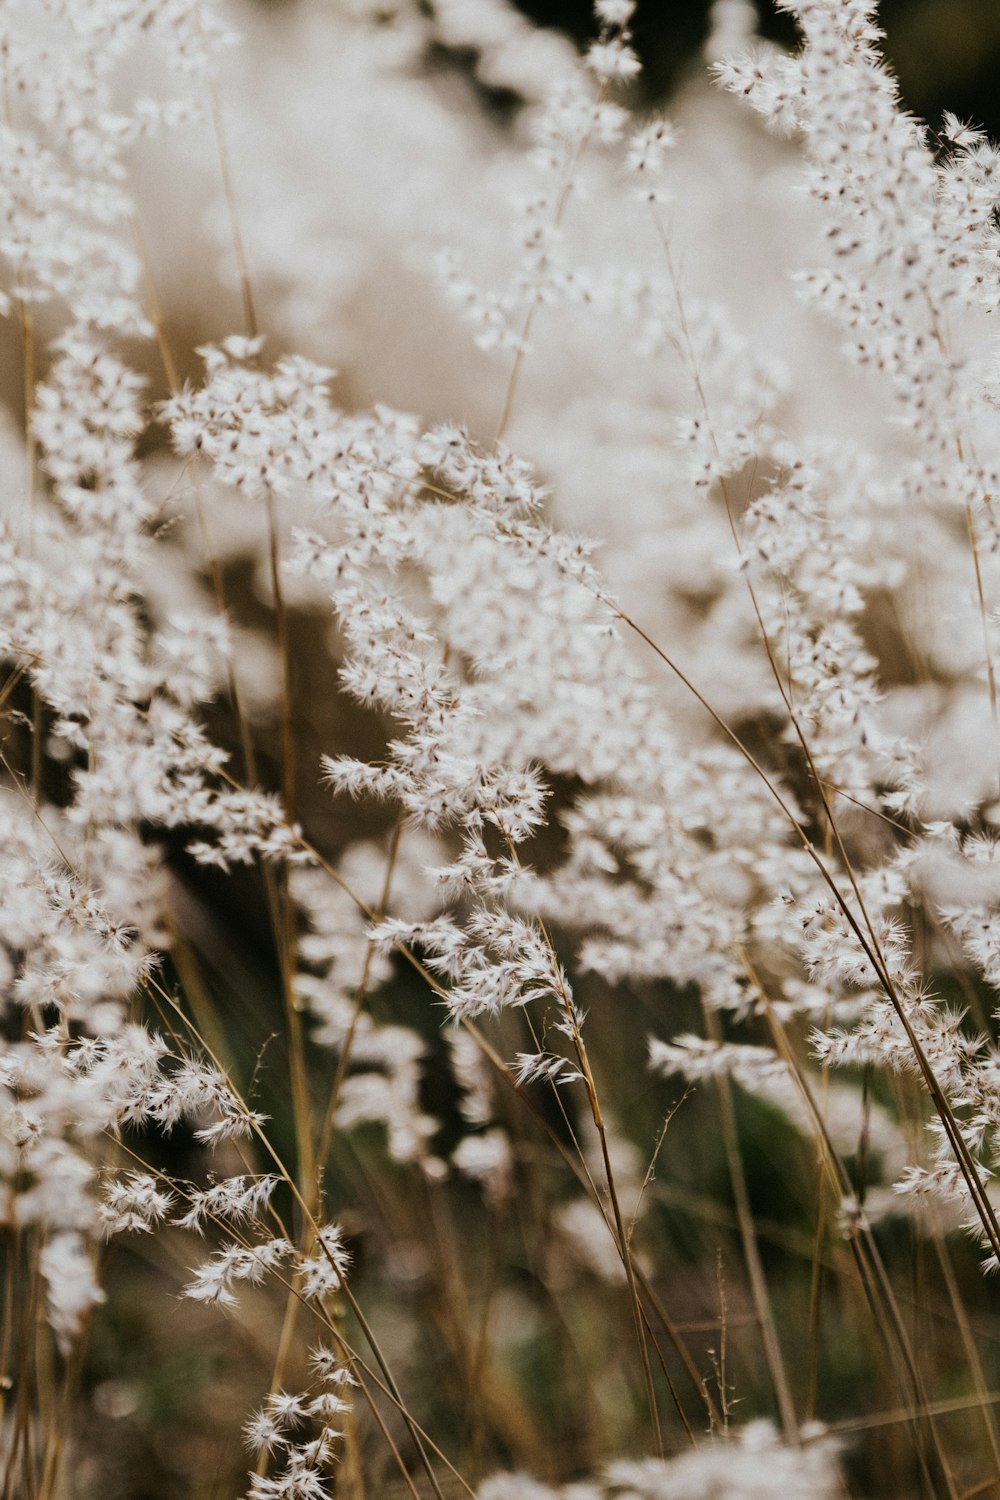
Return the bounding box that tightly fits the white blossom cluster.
[478,1419,841,1499]
[8,0,1000,1494]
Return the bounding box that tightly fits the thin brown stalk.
[129,205,259,787]
[510,852,664,1454]
[4,1236,41,1500]
[129,211,180,396]
[134,191,316,1217]
[254,823,404,1483]
[342,1405,367,1500]
[209,82,258,340]
[494,88,607,445]
[743,962,959,1498]
[931,333,1000,788]
[702,1002,799,1442]
[141,971,455,1500]
[13,227,41,815]
[647,198,1000,1272]
[963,499,997,754]
[823,1391,1000,1437]
[464,1197,506,1479]
[0,1226,17,1434]
[930,1214,1000,1486]
[318,819,404,1186]
[805,1104,829,1425]
[114,1147,435,1500]
[715,1249,730,1435]
[421,1184,549,1471]
[196,767,721,1433]
[257,791,689,1450]
[36,1304,95,1500]
[612,599,1000,1269]
[629,1092,692,1240]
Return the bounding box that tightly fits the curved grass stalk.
[254,819,404,1485]
[701,1000,799,1442]
[141,970,455,1500]
[608,596,1000,1273]
[738,950,963,1500]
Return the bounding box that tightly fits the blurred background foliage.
[249,0,1000,131]
[505,0,1000,134]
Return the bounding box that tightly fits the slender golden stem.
[255,823,403,1483]
[702,1001,798,1442]
[611,598,1000,1268]
[209,82,258,340]
[494,87,607,445]
[141,971,453,1500]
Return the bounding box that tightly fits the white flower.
[594,0,635,25]
[585,40,641,82]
